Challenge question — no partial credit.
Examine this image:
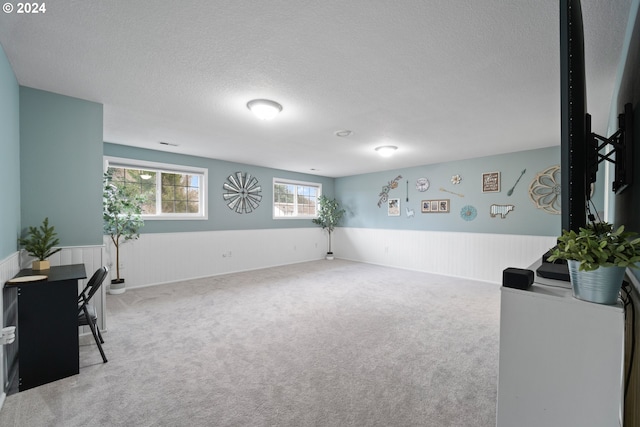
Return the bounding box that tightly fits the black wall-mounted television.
[536,0,592,281]
[560,0,634,235]
[538,0,634,281]
[560,0,588,233]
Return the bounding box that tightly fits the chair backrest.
[78,266,109,309]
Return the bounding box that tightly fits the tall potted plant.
[18,217,62,270]
[312,195,345,260]
[103,171,145,294]
[547,222,640,304]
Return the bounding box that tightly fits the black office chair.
[78,266,109,363]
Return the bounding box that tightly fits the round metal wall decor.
[460,205,477,221]
[528,165,561,215]
[223,172,262,214]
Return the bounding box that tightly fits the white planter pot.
[108,279,126,295]
[567,260,625,305]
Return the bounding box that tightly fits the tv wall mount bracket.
[586,102,634,195]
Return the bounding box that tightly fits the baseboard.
[120,257,326,291]
[0,391,6,414]
[337,256,501,285]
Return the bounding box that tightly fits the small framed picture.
[421,199,451,213]
[388,198,400,216]
[482,171,501,193]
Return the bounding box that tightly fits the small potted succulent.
[547,222,640,304]
[17,217,62,270]
[312,195,345,260]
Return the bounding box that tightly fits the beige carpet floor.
[0,259,500,426]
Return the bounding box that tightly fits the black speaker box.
[502,267,534,290]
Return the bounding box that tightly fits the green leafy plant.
[103,171,145,282]
[547,222,640,271]
[17,217,62,261]
[312,195,345,254]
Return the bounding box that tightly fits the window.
[273,178,321,219]
[104,157,207,220]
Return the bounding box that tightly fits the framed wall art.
[388,198,400,216]
[421,199,450,213]
[482,171,501,193]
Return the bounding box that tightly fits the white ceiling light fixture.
[335,130,353,137]
[375,145,398,157]
[247,99,283,120]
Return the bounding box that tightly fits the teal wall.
[613,0,640,230]
[0,44,20,259]
[105,144,566,237]
[20,87,103,246]
[103,143,336,233]
[611,0,640,280]
[3,84,605,250]
[335,146,562,236]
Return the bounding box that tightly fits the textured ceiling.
[0,0,632,177]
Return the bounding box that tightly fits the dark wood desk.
[4,264,86,393]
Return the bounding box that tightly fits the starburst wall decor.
[222,172,262,214]
[460,205,477,221]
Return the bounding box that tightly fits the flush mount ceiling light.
[375,145,398,157]
[335,130,353,137]
[247,99,283,120]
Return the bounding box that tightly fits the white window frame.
[273,178,322,220]
[104,156,208,220]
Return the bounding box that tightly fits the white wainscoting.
[102,228,329,290]
[0,252,20,406]
[334,227,557,284]
[101,227,556,289]
[0,252,20,290]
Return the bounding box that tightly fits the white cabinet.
[496,275,624,427]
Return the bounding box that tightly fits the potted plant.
[547,222,640,304]
[312,195,345,260]
[103,171,145,294]
[18,217,62,270]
